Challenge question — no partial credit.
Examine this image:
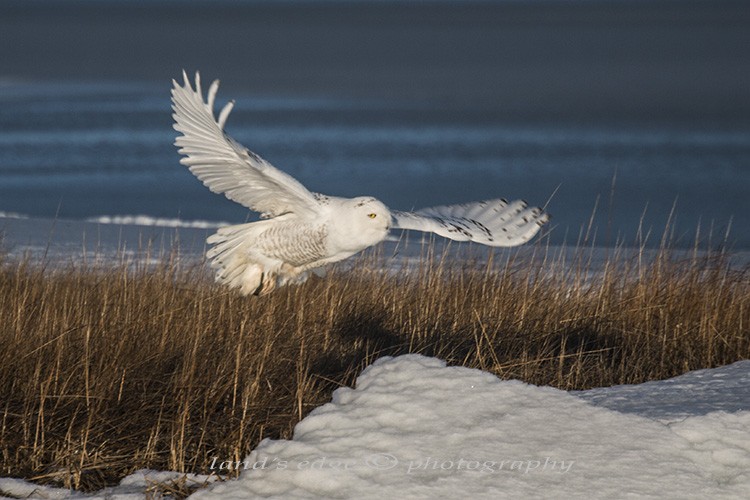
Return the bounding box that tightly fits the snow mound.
[0,470,215,500]
[192,355,750,499]
[577,360,750,421]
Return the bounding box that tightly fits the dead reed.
[0,237,748,492]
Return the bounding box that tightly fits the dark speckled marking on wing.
[313,193,331,204]
[391,197,549,247]
[433,216,472,238]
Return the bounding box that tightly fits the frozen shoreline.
[3,215,748,273]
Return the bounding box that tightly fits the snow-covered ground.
[1,216,749,499]
[1,356,748,499]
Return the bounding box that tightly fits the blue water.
[1,0,749,249]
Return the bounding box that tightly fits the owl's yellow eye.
[367,213,377,219]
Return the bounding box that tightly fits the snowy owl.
[172,72,550,296]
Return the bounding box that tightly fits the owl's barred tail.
[206,222,277,296]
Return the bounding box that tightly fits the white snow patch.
[0,211,29,220]
[576,360,750,421]
[86,215,229,229]
[190,355,749,500]
[0,470,215,500]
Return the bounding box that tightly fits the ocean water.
[1,0,749,248]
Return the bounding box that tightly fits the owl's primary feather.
[172,71,319,219]
[172,72,550,295]
[392,199,548,247]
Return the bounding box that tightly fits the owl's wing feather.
[392,199,549,247]
[172,71,320,218]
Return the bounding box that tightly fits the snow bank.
[0,470,215,500]
[192,355,749,499]
[577,360,750,421]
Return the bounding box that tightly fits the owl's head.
[338,196,391,248]
[352,196,391,228]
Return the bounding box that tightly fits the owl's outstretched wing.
[392,199,549,247]
[172,71,320,218]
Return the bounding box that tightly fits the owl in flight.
[172,72,549,296]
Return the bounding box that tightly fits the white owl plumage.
[172,72,549,296]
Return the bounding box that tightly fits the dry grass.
[0,237,748,493]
